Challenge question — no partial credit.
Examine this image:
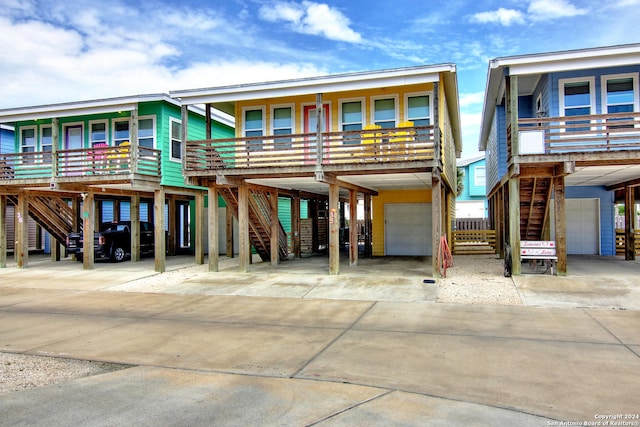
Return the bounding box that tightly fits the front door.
[65,125,83,150]
[304,104,329,163]
[64,125,83,175]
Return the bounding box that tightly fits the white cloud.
[459,92,486,108]
[258,1,362,43]
[470,8,525,26]
[527,0,588,20]
[471,1,588,26]
[172,60,326,91]
[0,3,330,109]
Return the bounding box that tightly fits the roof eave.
[171,63,457,105]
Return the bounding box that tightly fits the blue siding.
[459,158,486,200]
[496,104,508,180]
[565,186,616,256]
[0,126,14,154]
[551,65,640,116]
[102,201,115,222]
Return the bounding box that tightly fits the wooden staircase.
[219,187,288,262]
[7,195,74,245]
[519,177,552,241]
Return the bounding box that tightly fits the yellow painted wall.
[234,83,435,137]
[372,189,432,256]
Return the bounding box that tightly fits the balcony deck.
[0,146,161,188]
[185,125,437,178]
[515,112,640,163]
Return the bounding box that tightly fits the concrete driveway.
[1,253,640,426]
[514,255,640,309]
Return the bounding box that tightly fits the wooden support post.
[508,177,521,275]
[71,198,80,261]
[181,105,189,172]
[195,191,205,265]
[329,182,340,275]
[349,189,358,266]
[0,195,6,268]
[114,200,121,222]
[238,184,249,273]
[270,191,279,266]
[130,108,138,173]
[51,118,59,179]
[50,234,60,262]
[154,189,166,273]
[507,75,519,157]
[131,195,140,262]
[82,192,94,270]
[554,176,567,274]
[208,186,219,272]
[625,185,636,261]
[205,104,212,140]
[16,194,29,268]
[226,208,234,258]
[292,194,301,259]
[315,93,324,178]
[364,194,372,258]
[432,173,442,278]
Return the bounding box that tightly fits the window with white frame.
[406,94,430,126]
[90,121,108,147]
[243,108,264,152]
[21,126,36,153]
[373,97,397,129]
[536,93,543,117]
[559,77,595,132]
[474,166,486,187]
[138,117,155,149]
[602,73,638,129]
[113,119,130,146]
[604,76,636,113]
[340,100,363,145]
[40,125,52,163]
[170,118,182,161]
[272,106,293,149]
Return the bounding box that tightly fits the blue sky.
[2,0,640,159]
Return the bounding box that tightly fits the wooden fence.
[455,217,490,230]
[452,230,496,255]
[615,229,640,255]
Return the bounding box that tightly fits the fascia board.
[479,66,503,151]
[0,102,138,123]
[0,93,177,123]
[508,53,640,75]
[172,65,453,105]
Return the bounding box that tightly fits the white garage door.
[384,203,432,256]
[551,198,599,255]
[566,199,599,255]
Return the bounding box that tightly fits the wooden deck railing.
[0,146,161,181]
[517,111,640,155]
[185,125,436,172]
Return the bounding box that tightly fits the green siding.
[14,100,234,191]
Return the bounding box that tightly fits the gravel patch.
[437,254,523,305]
[0,353,127,395]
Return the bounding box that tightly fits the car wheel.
[111,245,126,262]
